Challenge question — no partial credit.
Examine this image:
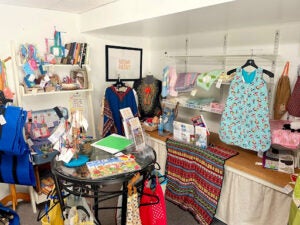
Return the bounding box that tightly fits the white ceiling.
[0,0,117,14]
[87,0,300,37]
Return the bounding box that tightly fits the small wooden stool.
[0,184,30,210]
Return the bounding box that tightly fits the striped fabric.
[166,138,238,225]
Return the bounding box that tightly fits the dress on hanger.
[133,76,162,119]
[102,86,138,137]
[219,67,271,152]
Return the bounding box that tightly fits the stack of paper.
[91,134,133,154]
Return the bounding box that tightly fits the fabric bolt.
[0,105,27,155]
[197,70,223,91]
[219,67,271,152]
[133,77,162,119]
[174,72,198,92]
[102,86,138,137]
[165,138,238,225]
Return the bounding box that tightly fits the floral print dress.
[219,67,271,152]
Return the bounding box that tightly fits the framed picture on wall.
[105,45,143,81]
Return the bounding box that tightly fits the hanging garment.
[287,65,300,117]
[219,67,271,152]
[133,76,162,119]
[0,149,36,186]
[273,62,291,120]
[0,105,28,155]
[102,86,138,137]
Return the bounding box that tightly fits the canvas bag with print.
[273,62,291,120]
[287,65,300,117]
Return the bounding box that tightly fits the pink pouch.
[3,86,14,99]
[271,120,300,149]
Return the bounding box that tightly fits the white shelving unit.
[10,42,96,213]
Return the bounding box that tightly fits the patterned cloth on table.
[219,67,271,152]
[165,138,238,225]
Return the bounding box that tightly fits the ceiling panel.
[0,0,117,14]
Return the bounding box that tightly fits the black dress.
[133,75,162,119]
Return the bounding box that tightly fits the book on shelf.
[91,133,134,154]
[86,154,141,179]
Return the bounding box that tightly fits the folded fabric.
[0,105,27,155]
[174,72,198,92]
[196,70,223,91]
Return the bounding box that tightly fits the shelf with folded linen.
[162,97,224,114]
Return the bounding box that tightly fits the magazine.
[120,107,134,140]
[86,154,141,179]
[128,117,146,151]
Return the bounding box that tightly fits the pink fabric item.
[168,67,178,97]
[270,120,300,150]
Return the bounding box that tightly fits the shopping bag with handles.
[287,65,300,117]
[273,61,291,120]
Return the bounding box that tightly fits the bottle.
[158,116,164,136]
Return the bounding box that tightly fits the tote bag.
[273,62,291,120]
[139,177,167,225]
[287,65,300,117]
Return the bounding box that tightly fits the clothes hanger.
[227,58,274,78]
[113,75,126,89]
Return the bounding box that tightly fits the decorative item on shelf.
[161,102,179,133]
[70,68,88,89]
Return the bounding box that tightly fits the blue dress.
[219,67,271,152]
[103,86,138,137]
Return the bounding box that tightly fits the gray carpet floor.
[14,199,226,225]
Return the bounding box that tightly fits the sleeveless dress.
[219,67,271,152]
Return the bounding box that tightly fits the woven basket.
[142,123,158,131]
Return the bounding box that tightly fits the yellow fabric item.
[41,199,64,225]
[288,199,300,225]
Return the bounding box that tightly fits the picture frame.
[105,45,143,81]
[70,68,88,89]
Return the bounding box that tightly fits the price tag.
[0,115,6,125]
[28,74,36,82]
[190,89,197,96]
[58,147,74,163]
[216,79,222,88]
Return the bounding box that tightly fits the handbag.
[273,62,291,120]
[139,176,167,225]
[287,65,300,117]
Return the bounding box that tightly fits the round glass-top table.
[51,144,156,225]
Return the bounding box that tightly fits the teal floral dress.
[219,67,271,152]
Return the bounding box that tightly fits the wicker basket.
[142,123,158,131]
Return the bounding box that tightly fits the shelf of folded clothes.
[162,97,224,114]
